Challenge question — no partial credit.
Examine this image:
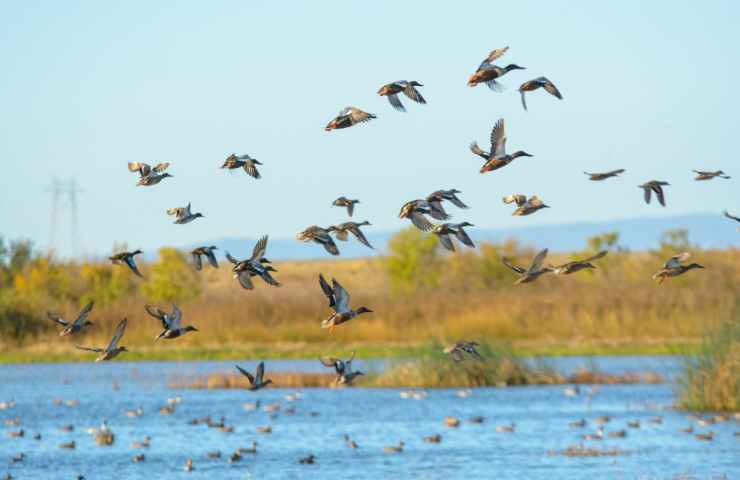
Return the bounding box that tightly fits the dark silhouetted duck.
[384,441,404,453]
[184,458,194,472]
[325,107,376,131]
[518,77,562,110]
[190,246,218,270]
[166,202,204,224]
[343,434,358,449]
[503,249,551,284]
[299,454,316,464]
[724,210,740,231]
[221,154,262,179]
[378,81,426,112]
[109,250,143,277]
[424,434,442,444]
[128,162,173,186]
[226,236,279,290]
[235,362,273,391]
[320,351,364,386]
[318,274,372,332]
[327,221,373,249]
[471,119,532,173]
[297,226,340,256]
[548,251,608,275]
[432,222,475,252]
[443,341,483,362]
[503,194,549,216]
[638,181,669,206]
[145,304,198,341]
[332,196,360,217]
[467,47,526,90]
[75,318,128,361]
[426,189,469,210]
[652,252,704,284]
[694,170,729,181]
[48,301,94,336]
[584,169,625,181]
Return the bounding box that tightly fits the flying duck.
[318,274,372,332]
[127,162,173,186]
[431,222,475,252]
[297,226,340,256]
[378,81,426,112]
[503,194,549,216]
[166,203,204,224]
[75,318,128,361]
[319,351,364,385]
[332,197,360,217]
[443,341,484,362]
[638,181,670,206]
[467,47,526,90]
[652,252,704,284]
[221,154,262,179]
[548,251,608,275]
[518,77,562,111]
[145,304,198,340]
[584,169,625,181]
[226,236,279,290]
[48,301,95,336]
[235,362,273,391]
[399,199,448,231]
[327,221,373,249]
[502,248,551,284]
[693,170,730,181]
[325,107,376,131]
[190,246,218,270]
[426,189,469,210]
[471,118,532,173]
[109,250,143,277]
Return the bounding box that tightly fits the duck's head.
[162,173,173,178]
[356,307,373,315]
[194,213,204,218]
[687,263,705,270]
[467,73,481,87]
[513,151,533,158]
[83,321,94,327]
[253,159,263,165]
[209,245,218,250]
[185,325,199,333]
[265,265,278,272]
[458,222,474,227]
[119,346,129,352]
[410,81,423,87]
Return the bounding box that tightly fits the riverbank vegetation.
[1,229,737,364]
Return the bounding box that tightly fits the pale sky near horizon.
[1,1,739,257]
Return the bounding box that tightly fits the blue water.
[1,357,738,479]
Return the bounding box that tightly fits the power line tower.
[46,179,83,257]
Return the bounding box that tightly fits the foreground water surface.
[1,356,738,479]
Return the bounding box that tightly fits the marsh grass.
[678,304,740,412]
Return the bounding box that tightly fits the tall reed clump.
[369,341,562,388]
[677,305,740,412]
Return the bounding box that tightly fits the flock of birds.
[7,44,739,476]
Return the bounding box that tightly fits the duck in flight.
[378,81,426,112]
[190,246,218,271]
[75,318,128,362]
[319,351,364,386]
[652,252,704,284]
[431,223,475,252]
[584,169,625,181]
[503,194,550,216]
[221,154,262,179]
[518,77,562,111]
[548,251,608,275]
[109,250,143,277]
[502,249,551,284]
[693,170,730,181]
[327,221,373,250]
[226,236,279,290]
[638,181,670,207]
[467,47,526,91]
[145,304,198,341]
[470,119,532,173]
[297,226,340,256]
[325,107,376,131]
[128,162,173,186]
[48,301,95,336]
[443,341,484,362]
[399,199,449,232]
[235,362,272,391]
[167,203,204,224]
[332,197,360,217]
[318,274,372,333]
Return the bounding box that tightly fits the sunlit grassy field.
[2,230,738,363]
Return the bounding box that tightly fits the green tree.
[383,227,443,295]
[140,248,202,303]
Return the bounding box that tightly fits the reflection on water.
[1,357,738,479]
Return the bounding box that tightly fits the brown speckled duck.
[75,318,128,361]
[693,170,730,181]
[318,274,372,332]
[332,197,360,217]
[325,107,376,131]
[471,119,532,173]
[467,47,526,90]
[48,301,95,337]
[502,249,551,284]
[378,81,426,112]
[518,77,562,111]
[328,221,373,249]
[297,226,340,256]
[652,252,704,284]
[584,169,625,181]
[221,154,262,179]
[503,194,549,216]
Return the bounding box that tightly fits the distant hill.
[179,213,738,261]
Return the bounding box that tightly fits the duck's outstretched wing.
[528,249,549,274]
[469,142,489,160]
[204,249,218,268]
[237,271,255,290]
[75,345,103,353]
[402,84,426,104]
[107,318,127,350]
[332,279,351,312]
[319,274,336,308]
[653,185,666,206]
[145,305,169,329]
[665,252,691,269]
[501,258,526,275]
[436,233,455,252]
[191,252,203,271]
[48,312,69,327]
[225,252,240,265]
[255,362,265,383]
[490,119,506,157]
[409,212,434,232]
[581,251,608,263]
[349,225,373,249]
[235,365,254,385]
[250,236,268,262]
[386,93,406,112]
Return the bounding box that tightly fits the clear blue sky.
[2,1,738,257]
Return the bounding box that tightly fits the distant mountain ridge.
[175,213,737,261]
